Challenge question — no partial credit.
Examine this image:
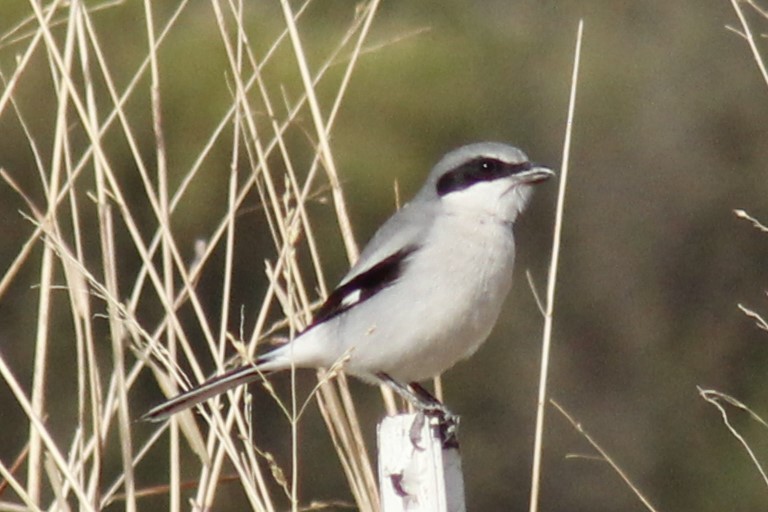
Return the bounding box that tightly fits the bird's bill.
[517,165,555,184]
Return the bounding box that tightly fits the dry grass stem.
[0,1,400,510]
[551,400,660,512]
[528,19,583,512]
[734,208,768,232]
[729,0,768,89]
[699,388,768,489]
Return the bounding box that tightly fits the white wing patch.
[306,244,420,327]
[340,289,362,308]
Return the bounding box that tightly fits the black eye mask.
[436,157,533,196]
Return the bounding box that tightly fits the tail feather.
[142,359,273,422]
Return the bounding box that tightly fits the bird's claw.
[420,405,460,449]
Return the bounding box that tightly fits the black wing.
[307,244,419,329]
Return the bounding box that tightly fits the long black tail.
[142,362,272,422]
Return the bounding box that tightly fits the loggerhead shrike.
[143,142,553,422]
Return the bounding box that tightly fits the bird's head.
[418,142,554,223]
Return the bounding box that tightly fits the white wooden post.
[377,413,466,512]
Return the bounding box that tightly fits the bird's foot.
[409,403,459,449]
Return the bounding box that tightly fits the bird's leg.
[406,381,444,409]
[375,373,459,447]
[375,372,443,411]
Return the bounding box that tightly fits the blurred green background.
[2,1,768,510]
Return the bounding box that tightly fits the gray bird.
[143,142,553,422]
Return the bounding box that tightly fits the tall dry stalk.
[0,1,393,510]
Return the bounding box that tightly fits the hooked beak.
[518,164,555,184]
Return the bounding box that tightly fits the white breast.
[330,212,517,382]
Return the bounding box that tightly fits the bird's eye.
[479,159,500,173]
